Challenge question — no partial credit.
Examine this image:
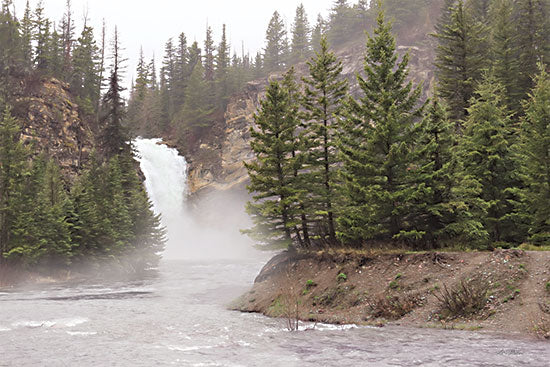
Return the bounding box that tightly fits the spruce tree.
[244,80,301,248]
[100,27,129,159]
[71,21,100,116]
[432,0,487,123]
[204,26,215,81]
[520,65,550,245]
[328,0,352,45]
[290,4,311,65]
[301,36,347,243]
[282,67,310,248]
[264,11,288,72]
[0,108,27,262]
[489,0,521,113]
[338,8,424,245]
[407,99,457,248]
[20,0,33,69]
[311,14,326,54]
[215,25,230,106]
[457,75,525,245]
[514,0,550,101]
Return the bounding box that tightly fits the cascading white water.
[134,138,189,259]
[134,137,260,261]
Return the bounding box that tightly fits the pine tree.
[328,0,352,45]
[407,99,457,248]
[0,0,23,102]
[100,27,129,159]
[489,0,521,113]
[290,4,311,65]
[457,75,525,245]
[301,36,347,243]
[19,0,33,69]
[264,11,288,72]
[514,0,550,101]
[244,80,300,248]
[0,108,28,262]
[282,67,310,248]
[71,21,100,116]
[432,0,487,123]
[311,14,327,54]
[520,65,550,245]
[204,26,215,81]
[215,24,230,106]
[337,8,424,245]
[177,60,214,145]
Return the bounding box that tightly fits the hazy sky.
[12,0,336,87]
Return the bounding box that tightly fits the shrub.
[366,293,422,320]
[434,279,489,319]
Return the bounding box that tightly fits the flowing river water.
[1,138,549,366]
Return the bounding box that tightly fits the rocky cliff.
[187,1,442,197]
[11,77,94,178]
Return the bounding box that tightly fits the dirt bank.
[232,249,550,338]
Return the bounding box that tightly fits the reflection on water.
[0,259,549,367]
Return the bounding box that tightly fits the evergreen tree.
[328,0,352,45]
[407,99,457,248]
[264,11,288,72]
[0,0,23,102]
[244,80,300,248]
[177,59,214,145]
[338,8,424,245]
[71,21,100,116]
[282,67,311,247]
[514,0,550,101]
[20,0,33,69]
[100,27,129,159]
[457,75,525,245]
[520,65,550,245]
[432,0,487,123]
[204,26,215,81]
[301,36,347,243]
[311,14,327,54]
[215,24,230,106]
[0,108,27,262]
[290,4,311,65]
[489,0,521,113]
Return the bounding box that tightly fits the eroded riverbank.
[233,249,550,339]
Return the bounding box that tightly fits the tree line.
[0,1,164,272]
[245,0,550,251]
[126,0,391,151]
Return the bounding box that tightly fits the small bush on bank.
[434,279,490,319]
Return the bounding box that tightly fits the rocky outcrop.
[187,2,440,197]
[12,77,94,178]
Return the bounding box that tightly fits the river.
[0,139,548,366]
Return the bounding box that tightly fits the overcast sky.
[12,0,336,88]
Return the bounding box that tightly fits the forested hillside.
[0,1,164,274]
[244,0,550,251]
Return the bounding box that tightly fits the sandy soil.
[232,249,550,338]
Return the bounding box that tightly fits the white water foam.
[12,317,88,329]
[66,331,97,336]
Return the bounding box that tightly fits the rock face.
[12,77,94,178]
[187,2,441,197]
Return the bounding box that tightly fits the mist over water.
[134,138,259,261]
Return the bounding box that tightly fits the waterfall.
[134,138,261,261]
[134,138,188,259]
